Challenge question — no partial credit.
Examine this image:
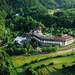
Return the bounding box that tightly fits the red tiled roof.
[33,33,73,42]
[53,35,72,42]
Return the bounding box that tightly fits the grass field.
[11,48,75,75]
[13,55,75,75]
[11,42,75,68]
[36,61,75,75]
[11,49,75,68]
[30,55,75,75]
[30,55,75,68]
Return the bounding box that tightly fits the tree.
[0,49,18,75]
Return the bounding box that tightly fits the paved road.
[55,48,75,54]
[11,48,75,58]
[33,48,75,56]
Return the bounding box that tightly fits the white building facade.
[32,29,74,46]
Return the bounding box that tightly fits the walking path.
[56,48,75,54]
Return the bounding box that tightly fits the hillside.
[40,0,75,8]
[0,0,75,12]
[0,0,47,13]
[0,0,75,38]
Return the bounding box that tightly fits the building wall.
[64,39,74,46]
[33,36,64,46]
[33,36,74,46]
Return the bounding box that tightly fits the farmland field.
[11,49,75,67]
[11,50,75,75]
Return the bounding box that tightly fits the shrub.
[48,62,54,66]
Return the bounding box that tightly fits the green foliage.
[0,49,18,75]
[1,0,75,15]
[42,46,58,53]
[6,14,41,32]
[21,55,75,75]
[40,0,75,8]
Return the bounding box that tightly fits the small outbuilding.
[14,36,30,45]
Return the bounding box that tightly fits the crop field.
[35,62,75,75]
[11,50,75,67]
[30,55,75,68]
[11,50,75,75]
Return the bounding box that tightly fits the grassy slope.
[30,55,75,68]
[11,54,75,75]
[36,63,75,75]
[36,56,75,75]
[11,50,75,67]
[1,0,75,12]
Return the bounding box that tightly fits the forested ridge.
[0,0,75,10]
